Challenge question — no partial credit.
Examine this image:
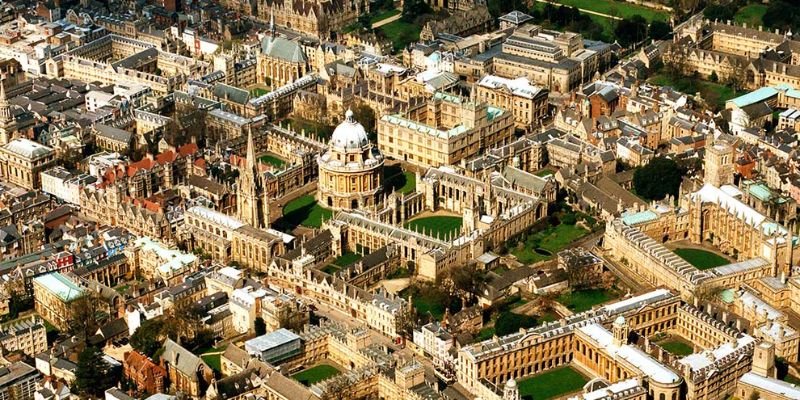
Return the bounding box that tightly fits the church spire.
[246,125,256,172]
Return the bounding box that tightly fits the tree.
[131,319,166,358]
[448,263,490,304]
[254,317,267,336]
[648,20,671,41]
[633,157,682,201]
[357,13,372,31]
[75,347,116,397]
[352,103,377,142]
[709,71,719,83]
[614,16,648,47]
[68,293,103,340]
[564,256,601,290]
[703,4,734,21]
[401,0,431,22]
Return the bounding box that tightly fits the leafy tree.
[633,157,682,201]
[352,103,377,142]
[131,319,166,358]
[614,16,648,47]
[401,0,431,22]
[703,4,734,21]
[648,20,671,40]
[68,293,103,341]
[763,1,800,31]
[75,347,116,397]
[709,71,719,83]
[357,13,372,31]
[254,317,267,336]
[561,213,578,225]
[448,263,490,304]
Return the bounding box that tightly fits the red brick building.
[124,351,168,395]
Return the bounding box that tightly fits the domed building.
[317,109,384,211]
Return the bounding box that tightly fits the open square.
[673,248,730,270]
[291,364,341,386]
[517,366,589,400]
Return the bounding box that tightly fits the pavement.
[371,12,402,29]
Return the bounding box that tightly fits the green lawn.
[512,224,589,264]
[259,154,285,168]
[292,365,341,386]
[660,340,694,356]
[333,252,361,267]
[202,354,221,372]
[250,87,270,97]
[475,326,496,342]
[535,168,555,177]
[386,171,416,194]
[518,366,589,400]
[558,289,617,312]
[546,0,668,22]
[405,216,462,238]
[322,265,341,274]
[734,4,768,27]
[288,117,335,139]
[674,248,730,270]
[784,375,800,385]
[371,8,400,23]
[648,74,744,110]
[279,195,333,229]
[379,20,421,52]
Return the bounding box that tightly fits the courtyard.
[291,364,342,386]
[278,195,333,230]
[673,248,730,270]
[517,366,589,400]
[658,338,694,356]
[385,165,416,195]
[404,215,463,238]
[259,153,286,168]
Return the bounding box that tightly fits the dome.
[614,316,626,325]
[505,379,517,388]
[330,109,369,150]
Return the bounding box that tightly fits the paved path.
[534,0,623,20]
[371,11,402,29]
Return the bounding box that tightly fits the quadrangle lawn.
[259,153,285,168]
[647,74,744,111]
[512,224,589,264]
[518,366,589,400]
[379,20,421,52]
[333,251,361,267]
[201,354,221,372]
[673,248,730,270]
[370,8,400,23]
[279,195,333,229]
[659,339,694,356]
[386,171,416,194]
[404,216,462,238]
[557,289,618,312]
[292,364,341,386]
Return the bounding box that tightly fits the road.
[371,12,402,29]
[533,0,623,20]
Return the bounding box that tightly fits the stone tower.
[236,127,269,228]
[0,80,15,146]
[752,342,776,378]
[503,379,520,400]
[704,136,735,187]
[612,316,630,347]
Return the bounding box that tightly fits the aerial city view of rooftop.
[1,0,800,399]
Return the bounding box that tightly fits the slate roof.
[163,338,207,379]
[261,36,307,63]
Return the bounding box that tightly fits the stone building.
[161,339,214,397]
[0,139,55,190]
[317,109,384,211]
[256,0,365,39]
[476,75,549,132]
[377,92,514,168]
[236,128,270,229]
[257,33,309,88]
[32,272,84,331]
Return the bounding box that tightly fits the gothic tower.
[0,80,16,146]
[704,136,734,187]
[236,127,269,228]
